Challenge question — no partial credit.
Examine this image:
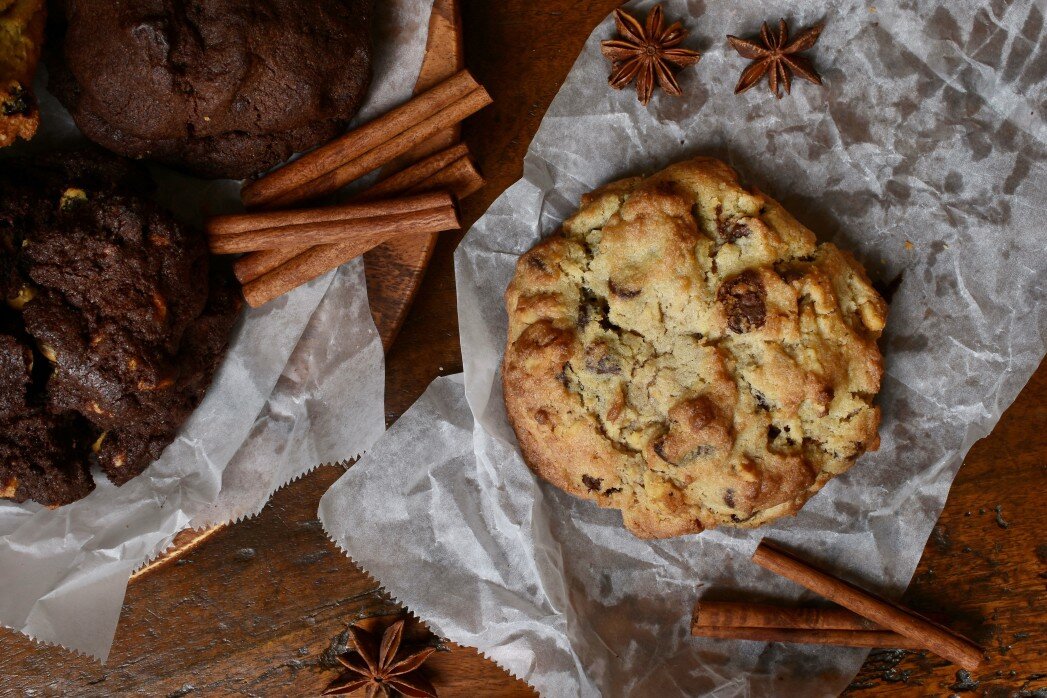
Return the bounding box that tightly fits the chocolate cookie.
[0,331,94,505]
[47,0,373,179]
[0,150,240,506]
[503,157,888,538]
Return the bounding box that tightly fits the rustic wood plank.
[130,524,228,581]
[0,2,1042,696]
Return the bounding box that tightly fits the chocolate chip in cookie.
[717,270,767,334]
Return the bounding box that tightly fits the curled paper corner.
[2,553,138,663]
[317,520,540,693]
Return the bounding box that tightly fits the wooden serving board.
[367,0,465,350]
[133,0,464,580]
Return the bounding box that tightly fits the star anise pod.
[600,3,702,106]
[727,19,824,99]
[323,619,438,698]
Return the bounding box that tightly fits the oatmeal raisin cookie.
[503,157,887,538]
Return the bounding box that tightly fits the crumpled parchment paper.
[323,0,1047,695]
[0,0,435,662]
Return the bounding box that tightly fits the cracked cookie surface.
[0,150,240,506]
[47,0,372,179]
[503,157,887,538]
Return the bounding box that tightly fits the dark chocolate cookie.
[0,333,95,504]
[0,150,240,506]
[47,0,373,179]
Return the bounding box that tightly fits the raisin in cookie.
[503,157,887,539]
[0,150,240,506]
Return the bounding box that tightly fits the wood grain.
[365,0,466,350]
[1,2,1043,696]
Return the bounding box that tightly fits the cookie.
[47,0,373,179]
[0,150,240,506]
[0,0,45,147]
[0,333,95,504]
[503,157,887,538]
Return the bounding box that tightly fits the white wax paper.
[0,0,435,661]
[322,0,1047,695]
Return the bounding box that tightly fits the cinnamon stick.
[243,235,400,308]
[234,246,307,286]
[210,205,459,255]
[260,88,492,209]
[692,626,924,649]
[241,209,461,307]
[693,601,884,631]
[242,70,491,209]
[233,151,484,284]
[208,192,453,237]
[408,154,485,201]
[355,143,470,202]
[751,541,984,670]
[691,601,920,648]
[233,149,468,283]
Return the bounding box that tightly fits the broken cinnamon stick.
[408,154,485,201]
[355,143,470,202]
[693,601,885,631]
[751,541,984,670]
[233,151,484,284]
[242,70,491,209]
[691,601,920,648]
[692,626,924,649]
[242,236,396,308]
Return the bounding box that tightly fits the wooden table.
[3,2,1044,695]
